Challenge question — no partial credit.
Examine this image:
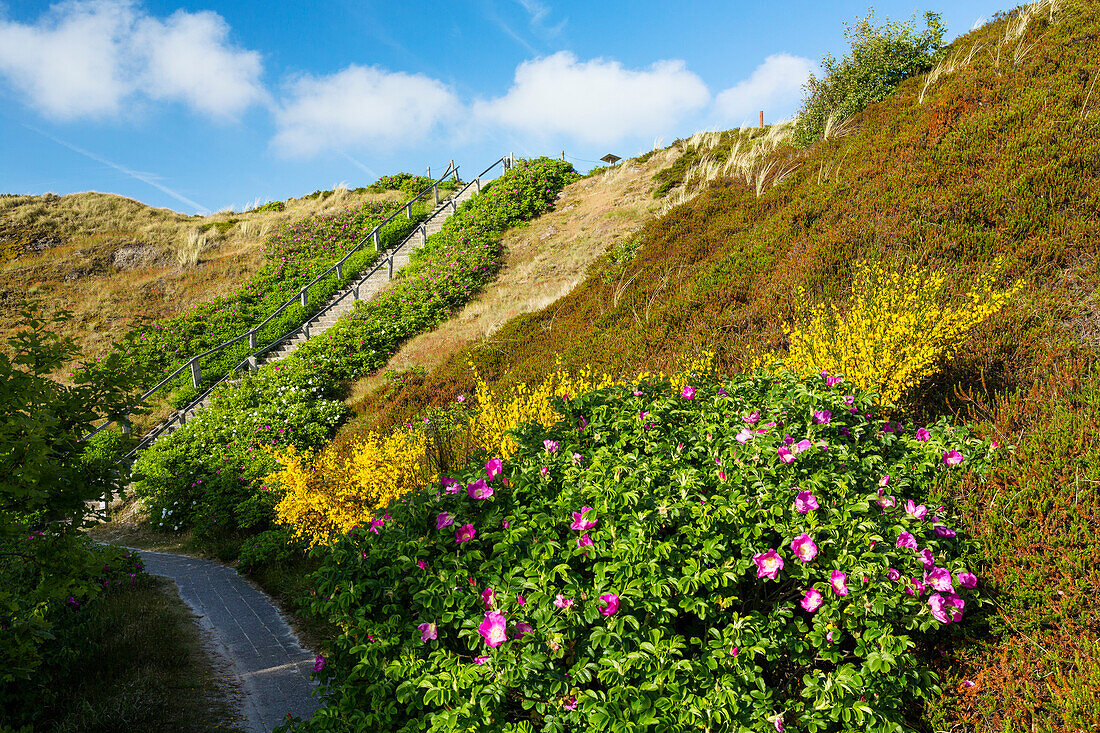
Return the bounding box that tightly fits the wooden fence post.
[190,359,201,389]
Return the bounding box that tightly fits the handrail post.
[420,225,427,246]
[353,283,360,300]
[476,177,481,193]
[388,255,394,280]
[450,160,457,182]
[405,203,411,219]
[249,330,257,349]
[303,323,310,341]
[300,288,308,307]
[190,359,201,389]
[433,183,439,206]
[120,416,131,435]
[336,264,343,279]
[373,231,379,252]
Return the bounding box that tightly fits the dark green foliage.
[296,373,994,732]
[249,200,286,213]
[792,10,946,147]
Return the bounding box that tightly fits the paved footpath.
[134,548,321,732]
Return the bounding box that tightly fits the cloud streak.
[25,124,210,213]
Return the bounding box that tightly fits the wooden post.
[353,283,360,300]
[427,165,431,178]
[300,288,308,307]
[450,159,456,181]
[561,150,565,161]
[373,231,379,251]
[433,183,439,206]
[388,255,394,280]
[303,323,310,340]
[405,203,411,219]
[249,330,257,349]
[248,355,258,372]
[190,359,201,389]
[336,263,343,279]
[476,177,481,193]
[760,111,764,129]
[420,225,427,246]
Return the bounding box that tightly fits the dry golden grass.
[0,188,407,363]
[345,149,677,407]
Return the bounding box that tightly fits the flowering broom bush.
[291,370,995,732]
[753,262,1023,405]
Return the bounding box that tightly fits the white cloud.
[134,10,266,119]
[0,0,265,121]
[474,51,709,145]
[272,65,460,157]
[712,53,816,125]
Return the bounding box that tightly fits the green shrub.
[792,10,945,147]
[295,371,995,732]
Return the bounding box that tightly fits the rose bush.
[292,370,995,732]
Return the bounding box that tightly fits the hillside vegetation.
[275,1,1100,729]
[0,178,451,365]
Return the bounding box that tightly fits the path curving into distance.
[134,548,320,732]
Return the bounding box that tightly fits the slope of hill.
[313,1,1100,727]
[0,183,436,363]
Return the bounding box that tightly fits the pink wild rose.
[553,594,574,609]
[943,450,963,466]
[468,478,493,500]
[794,491,819,513]
[887,568,901,581]
[485,458,504,480]
[598,593,620,615]
[905,500,929,520]
[437,512,454,529]
[418,622,437,641]
[794,439,813,453]
[777,447,795,464]
[456,524,476,543]
[957,571,978,589]
[790,533,818,562]
[514,622,533,638]
[417,559,427,570]
[915,427,931,442]
[682,385,695,399]
[543,439,560,453]
[735,428,753,444]
[313,655,325,673]
[896,531,918,550]
[576,533,593,549]
[814,410,832,424]
[830,570,849,596]
[481,588,495,608]
[801,588,824,612]
[474,655,489,665]
[919,548,936,570]
[926,567,955,593]
[753,549,784,580]
[478,611,508,647]
[570,507,598,531]
[929,592,965,623]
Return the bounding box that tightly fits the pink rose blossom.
[598,593,620,615]
[313,655,326,673]
[570,507,598,531]
[481,588,496,608]
[915,427,931,442]
[919,548,936,570]
[813,410,832,424]
[896,531,918,550]
[926,567,955,593]
[474,655,489,664]
[943,450,963,466]
[514,622,534,639]
[517,595,526,605]
[801,588,824,612]
[794,491,819,513]
[418,622,437,641]
[485,458,504,479]
[682,385,695,399]
[909,577,925,595]
[543,439,560,452]
[562,695,578,710]
[468,478,493,500]
[929,592,965,623]
[436,512,454,529]
[879,474,890,486]
[934,525,957,538]
[777,447,795,464]
[745,410,761,424]
[576,533,593,549]
[502,520,510,528]
[478,611,508,647]
[790,533,818,562]
[753,549,784,580]
[553,594,574,609]
[441,477,460,493]
[905,500,928,520]
[456,524,476,543]
[877,493,896,509]
[540,466,549,475]
[830,570,849,596]
[417,560,427,570]
[957,572,978,589]
[887,568,901,581]
[735,428,752,443]
[794,439,812,453]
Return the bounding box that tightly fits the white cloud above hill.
[474,51,710,145]
[272,65,460,157]
[712,53,816,126]
[0,0,265,120]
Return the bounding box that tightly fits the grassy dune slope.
[0,186,408,362]
[332,2,1100,727]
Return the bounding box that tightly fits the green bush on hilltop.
[792,10,946,147]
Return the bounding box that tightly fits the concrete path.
[134,548,320,732]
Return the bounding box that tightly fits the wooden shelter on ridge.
[600,153,621,165]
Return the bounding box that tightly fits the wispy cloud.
[25,124,210,213]
[482,2,538,54]
[514,0,566,37]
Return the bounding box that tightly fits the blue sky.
[0,0,1006,214]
